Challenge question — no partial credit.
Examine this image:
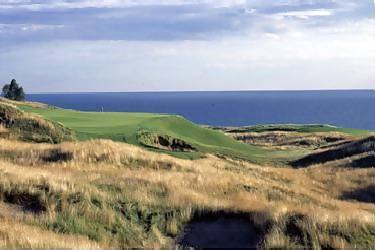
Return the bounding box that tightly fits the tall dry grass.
[0,97,48,109]
[0,215,99,248]
[0,138,374,248]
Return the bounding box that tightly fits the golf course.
[9,99,372,165]
[1,0,374,247]
[1,98,375,249]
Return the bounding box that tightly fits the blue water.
[27,90,375,130]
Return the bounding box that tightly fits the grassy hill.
[1,98,373,165]
[14,101,300,164]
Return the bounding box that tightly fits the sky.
[0,0,374,92]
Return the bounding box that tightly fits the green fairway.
[18,104,284,162]
[15,103,373,164]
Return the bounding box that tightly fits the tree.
[2,79,25,101]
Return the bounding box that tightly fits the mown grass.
[0,139,374,248]
[16,103,301,164]
[7,99,371,165]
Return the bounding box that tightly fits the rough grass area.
[226,131,351,149]
[0,125,9,139]
[217,124,374,136]
[0,102,74,143]
[341,185,375,203]
[291,136,375,167]
[0,139,374,248]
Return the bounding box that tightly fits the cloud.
[273,9,332,19]
[0,23,64,31]
[0,0,371,44]
[0,2,255,42]
[1,17,373,91]
[0,0,373,91]
[0,0,248,11]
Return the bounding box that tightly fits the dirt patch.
[175,211,261,248]
[341,185,375,203]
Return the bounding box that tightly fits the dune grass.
[0,102,74,143]
[0,138,374,248]
[226,124,374,137]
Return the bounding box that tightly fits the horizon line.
[27,89,375,94]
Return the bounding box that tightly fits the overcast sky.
[0,0,374,92]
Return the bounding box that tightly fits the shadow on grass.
[42,149,74,162]
[340,185,375,203]
[291,136,375,168]
[3,190,46,213]
[175,211,263,248]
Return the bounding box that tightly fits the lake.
[27,90,375,130]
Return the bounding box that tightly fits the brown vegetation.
[0,102,74,143]
[292,136,375,167]
[0,97,49,109]
[137,130,196,152]
[226,130,352,149]
[0,138,374,248]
